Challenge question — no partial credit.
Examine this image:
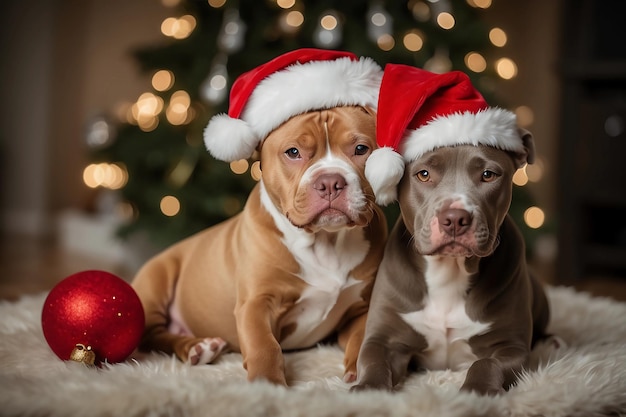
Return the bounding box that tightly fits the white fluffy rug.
[1,286,626,417]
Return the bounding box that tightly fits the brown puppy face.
[260,106,378,233]
[398,145,519,258]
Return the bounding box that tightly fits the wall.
[0,0,170,237]
[484,0,563,217]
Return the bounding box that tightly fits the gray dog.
[357,64,550,395]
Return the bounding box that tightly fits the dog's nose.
[313,174,346,201]
[438,208,472,237]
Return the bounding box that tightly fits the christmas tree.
[89,0,539,250]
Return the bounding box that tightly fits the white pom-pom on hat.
[365,147,405,206]
[203,114,258,162]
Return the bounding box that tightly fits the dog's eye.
[354,144,369,156]
[482,170,499,182]
[285,148,301,159]
[416,170,430,182]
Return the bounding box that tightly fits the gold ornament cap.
[70,344,96,366]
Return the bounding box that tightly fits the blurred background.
[1,0,625,300]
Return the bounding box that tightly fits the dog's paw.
[460,380,505,396]
[350,382,391,392]
[187,337,228,366]
[343,370,357,384]
[529,335,567,369]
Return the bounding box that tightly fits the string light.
[526,157,545,183]
[409,0,430,21]
[513,166,529,186]
[83,163,128,190]
[524,206,545,229]
[200,58,229,104]
[321,14,338,30]
[250,161,262,181]
[166,90,192,125]
[160,196,181,217]
[85,116,116,149]
[208,0,226,7]
[131,92,164,132]
[403,30,424,52]
[276,0,296,8]
[377,34,395,51]
[230,159,249,174]
[464,52,487,72]
[152,70,175,92]
[370,12,387,27]
[495,57,517,79]
[466,0,492,8]
[161,15,196,39]
[515,105,534,127]
[314,10,342,48]
[280,10,305,33]
[436,12,455,29]
[489,27,507,47]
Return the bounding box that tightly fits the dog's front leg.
[352,340,411,391]
[460,344,528,395]
[235,296,286,386]
[338,312,367,383]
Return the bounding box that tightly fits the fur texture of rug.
[1,286,625,417]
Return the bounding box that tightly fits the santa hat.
[365,63,523,205]
[204,48,383,162]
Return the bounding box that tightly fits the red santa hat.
[204,48,383,162]
[365,63,524,205]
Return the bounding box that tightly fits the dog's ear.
[513,128,535,168]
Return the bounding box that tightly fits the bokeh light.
[489,27,507,47]
[152,70,175,92]
[160,196,181,217]
[524,206,545,229]
[515,105,535,127]
[230,159,250,174]
[495,57,517,79]
[464,52,487,72]
[83,163,128,190]
[436,12,455,30]
[403,30,424,52]
[513,166,529,186]
[377,34,395,51]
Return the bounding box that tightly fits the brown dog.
[132,50,387,385]
[355,64,550,395]
[133,106,386,385]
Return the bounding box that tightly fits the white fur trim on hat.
[365,147,405,206]
[204,114,259,162]
[400,108,523,162]
[204,56,382,162]
[244,57,382,145]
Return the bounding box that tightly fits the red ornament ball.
[41,270,145,365]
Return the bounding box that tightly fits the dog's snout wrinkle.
[438,208,472,237]
[313,174,346,201]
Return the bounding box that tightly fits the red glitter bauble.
[41,270,144,365]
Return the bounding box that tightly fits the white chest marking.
[259,181,369,349]
[400,256,491,371]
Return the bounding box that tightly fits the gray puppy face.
[397,145,519,258]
